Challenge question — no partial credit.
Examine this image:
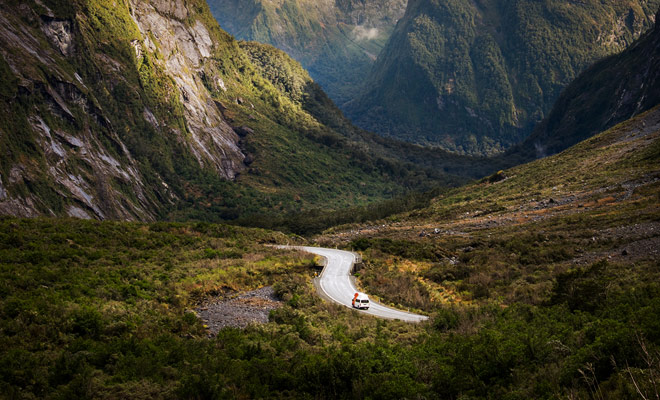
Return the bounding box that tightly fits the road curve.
[284,246,428,322]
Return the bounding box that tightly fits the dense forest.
[347,0,660,154]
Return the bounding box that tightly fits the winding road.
[285,246,428,322]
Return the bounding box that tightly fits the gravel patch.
[195,286,282,335]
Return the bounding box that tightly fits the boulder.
[233,126,254,137]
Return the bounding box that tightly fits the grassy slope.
[347,0,659,155]
[325,106,660,309]
[315,107,660,397]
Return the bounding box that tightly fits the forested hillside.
[347,0,659,155]
[514,7,660,160]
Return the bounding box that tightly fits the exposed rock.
[0,175,6,201]
[233,126,254,137]
[41,17,74,56]
[44,84,75,121]
[196,286,282,335]
[9,166,25,185]
[67,205,92,219]
[130,39,143,60]
[129,0,245,180]
[30,116,65,160]
[24,104,155,220]
[34,0,54,18]
[0,196,41,218]
[217,77,226,91]
[151,0,188,20]
[142,107,159,128]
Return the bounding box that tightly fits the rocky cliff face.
[207,0,407,106]
[0,0,256,220]
[0,0,250,220]
[345,0,659,155]
[129,0,245,179]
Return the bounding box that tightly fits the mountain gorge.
[207,0,407,106]
[346,0,659,154]
[0,0,463,222]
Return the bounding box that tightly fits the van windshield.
[361,300,369,303]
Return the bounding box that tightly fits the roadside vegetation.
[2,108,659,398]
[0,217,428,398]
[1,216,658,398]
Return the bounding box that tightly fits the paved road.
[287,246,428,322]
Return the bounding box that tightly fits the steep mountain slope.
[515,7,660,160]
[346,0,659,155]
[0,0,459,221]
[207,0,407,106]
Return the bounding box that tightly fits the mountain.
[346,0,659,155]
[206,0,407,106]
[239,40,506,176]
[0,0,468,222]
[516,7,660,160]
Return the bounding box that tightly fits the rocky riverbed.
[195,286,282,335]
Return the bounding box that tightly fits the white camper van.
[352,292,370,310]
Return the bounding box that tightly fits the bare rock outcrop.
[130,0,245,180]
[0,0,248,219]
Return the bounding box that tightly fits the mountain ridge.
[207,0,407,106]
